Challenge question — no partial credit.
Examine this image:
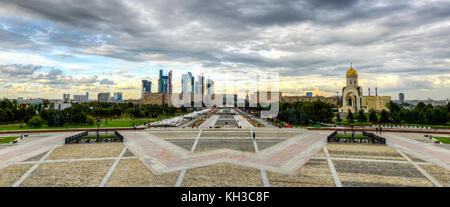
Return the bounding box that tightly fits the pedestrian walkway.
[120,130,330,175]
[199,115,219,128]
[383,133,450,171]
[0,132,79,169]
[234,115,253,128]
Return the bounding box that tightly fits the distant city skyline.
[0,1,449,100]
[2,68,450,101]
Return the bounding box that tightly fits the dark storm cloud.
[0,28,36,49]
[0,64,41,76]
[0,0,449,98]
[30,68,73,85]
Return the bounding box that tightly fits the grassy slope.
[0,136,20,143]
[433,136,450,144]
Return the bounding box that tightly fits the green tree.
[336,113,341,122]
[417,111,426,124]
[347,110,354,123]
[432,108,447,125]
[369,110,378,123]
[42,99,50,109]
[86,115,95,126]
[287,108,298,125]
[386,101,401,113]
[391,111,401,123]
[380,109,390,123]
[28,116,44,128]
[356,109,367,123]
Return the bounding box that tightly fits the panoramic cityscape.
[0,0,449,203]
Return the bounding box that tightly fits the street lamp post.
[96,118,102,142]
[351,125,354,143]
[65,112,69,129]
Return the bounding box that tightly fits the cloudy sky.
[0,0,449,100]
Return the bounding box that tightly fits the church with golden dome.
[340,63,391,113]
[342,63,363,113]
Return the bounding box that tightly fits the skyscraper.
[195,75,205,95]
[158,69,172,94]
[168,70,173,94]
[142,80,152,99]
[182,72,195,94]
[206,79,214,95]
[181,74,189,94]
[113,92,123,101]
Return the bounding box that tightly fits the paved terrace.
[0,129,448,187]
[121,130,330,175]
[0,132,80,169]
[383,133,450,171]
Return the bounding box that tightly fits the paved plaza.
[0,111,449,187]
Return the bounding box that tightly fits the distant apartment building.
[362,96,391,112]
[63,93,70,102]
[98,93,111,102]
[54,103,72,111]
[73,92,89,102]
[113,92,123,102]
[142,80,152,99]
[281,95,338,105]
[399,93,405,104]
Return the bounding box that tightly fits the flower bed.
[191,109,217,127]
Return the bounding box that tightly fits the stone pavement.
[234,115,253,128]
[383,133,450,171]
[0,132,80,169]
[199,115,219,128]
[120,130,330,175]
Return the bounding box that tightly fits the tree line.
[342,101,450,125]
[276,101,334,125]
[0,99,187,127]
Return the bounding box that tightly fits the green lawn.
[80,135,118,141]
[433,136,450,144]
[0,136,20,143]
[335,134,371,139]
[0,119,155,131]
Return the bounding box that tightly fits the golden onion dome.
[346,63,357,76]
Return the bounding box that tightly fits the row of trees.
[0,99,40,123]
[342,101,450,125]
[0,99,188,127]
[277,101,334,125]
